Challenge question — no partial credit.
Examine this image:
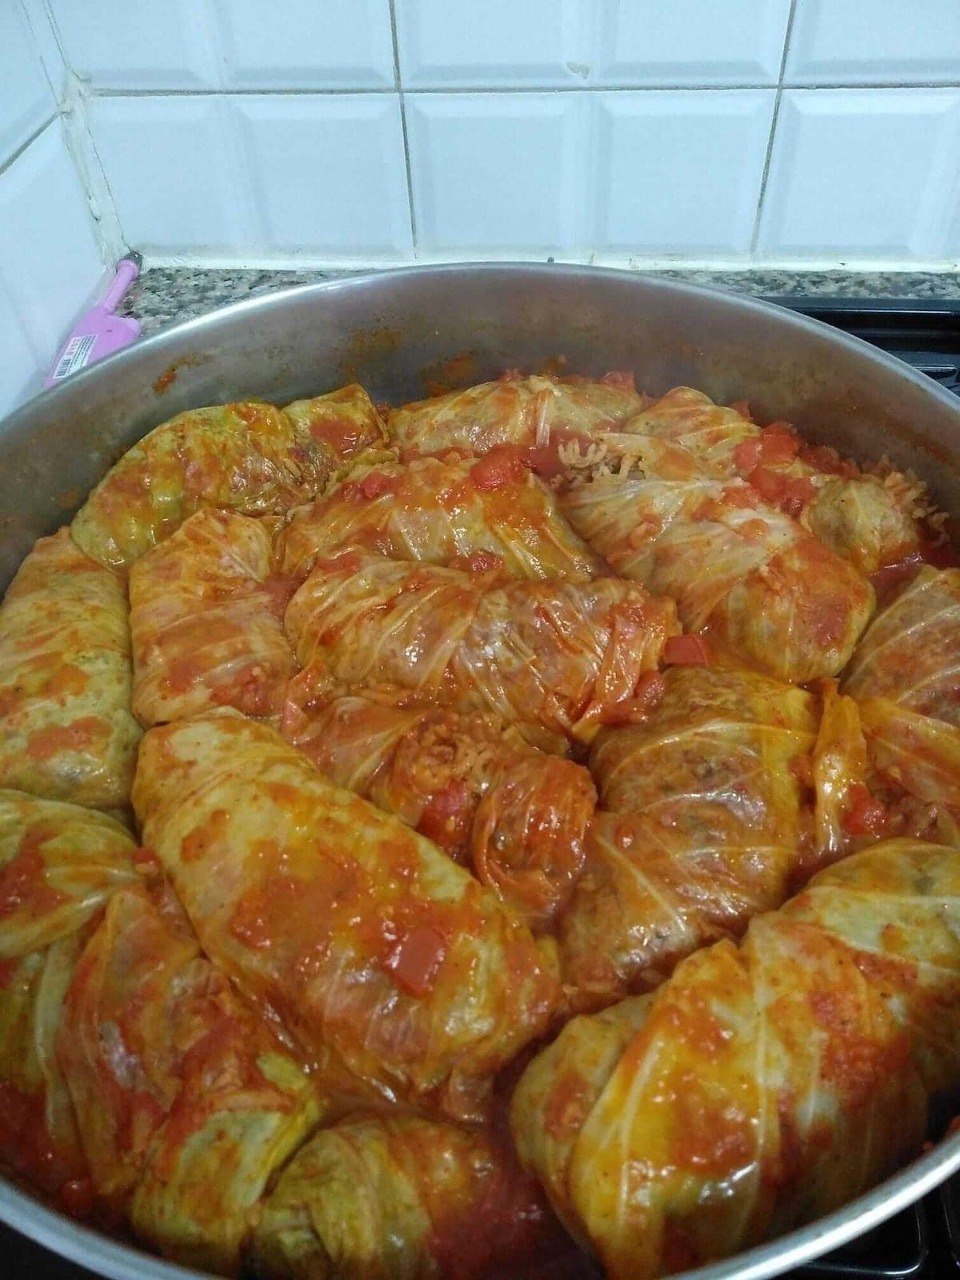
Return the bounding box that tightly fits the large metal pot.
[2,263,960,1280]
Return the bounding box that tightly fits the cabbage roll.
[512,839,960,1280]
[277,453,602,582]
[844,567,960,722]
[58,887,319,1272]
[253,1113,573,1280]
[281,383,388,464]
[129,509,296,726]
[132,711,559,1121]
[282,691,596,929]
[560,456,873,683]
[72,386,383,570]
[841,568,960,811]
[0,529,141,808]
[612,387,922,573]
[0,791,139,1208]
[558,668,818,1010]
[285,551,679,751]
[387,374,646,457]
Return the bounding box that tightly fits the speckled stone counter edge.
[120,266,960,338]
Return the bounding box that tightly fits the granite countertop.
[122,265,960,337]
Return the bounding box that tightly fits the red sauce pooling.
[0,837,66,919]
[25,717,106,762]
[383,926,449,997]
[663,634,712,667]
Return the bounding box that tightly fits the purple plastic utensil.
[44,250,143,388]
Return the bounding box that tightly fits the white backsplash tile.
[89,97,246,251]
[757,89,960,259]
[47,0,218,90]
[49,0,393,91]
[0,123,104,414]
[592,0,792,87]
[591,90,775,255]
[16,0,69,101]
[234,96,411,253]
[395,0,589,88]
[212,0,395,89]
[406,93,588,252]
[89,94,411,257]
[786,0,960,86]
[0,4,56,164]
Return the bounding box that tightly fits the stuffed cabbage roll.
[512,839,960,1280]
[387,374,646,458]
[72,385,383,570]
[0,529,141,808]
[611,387,923,573]
[281,383,388,464]
[285,551,679,751]
[282,691,596,929]
[559,454,873,683]
[59,886,319,1272]
[844,567,960,722]
[558,668,818,1010]
[253,1113,574,1280]
[0,791,139,1209]
[841,568,960,812]
[277,453,603,583]
[129,509,296,726]
[132,711,559,1122]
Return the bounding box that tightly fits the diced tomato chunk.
[359,470,395,500]
[733,438,762,472]
[662,634,711,667]
[418,782,472,850]
[470,446,530,491]
[747,465,787,505]
[721,484,759,510]
[758,422,800,463]
[781,476,817,519]
[842,783,887,837]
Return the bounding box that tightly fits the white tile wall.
[0,122,105,413]
[407,94,587,252]
[592,90,776,255]
[47,0,218,91]
[396,0,587,89]
[0,3,56,162]
[47,0,396,91]
[235,96,411,253]
[89,94,411,257]
[592,0,792,87]
[214,0,395,89]
[786,0,960,87]
[758,89,960,259]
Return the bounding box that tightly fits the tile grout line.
[750,0,799,257]
[388,0,418,255]
[0,112,58,180]
[83,80,960,98]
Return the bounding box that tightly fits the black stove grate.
[763,297,960,399]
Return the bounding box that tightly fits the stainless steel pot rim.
[16,260,960,427]
[3,261,960,1280]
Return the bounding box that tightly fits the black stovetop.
[5,295,960,1280]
